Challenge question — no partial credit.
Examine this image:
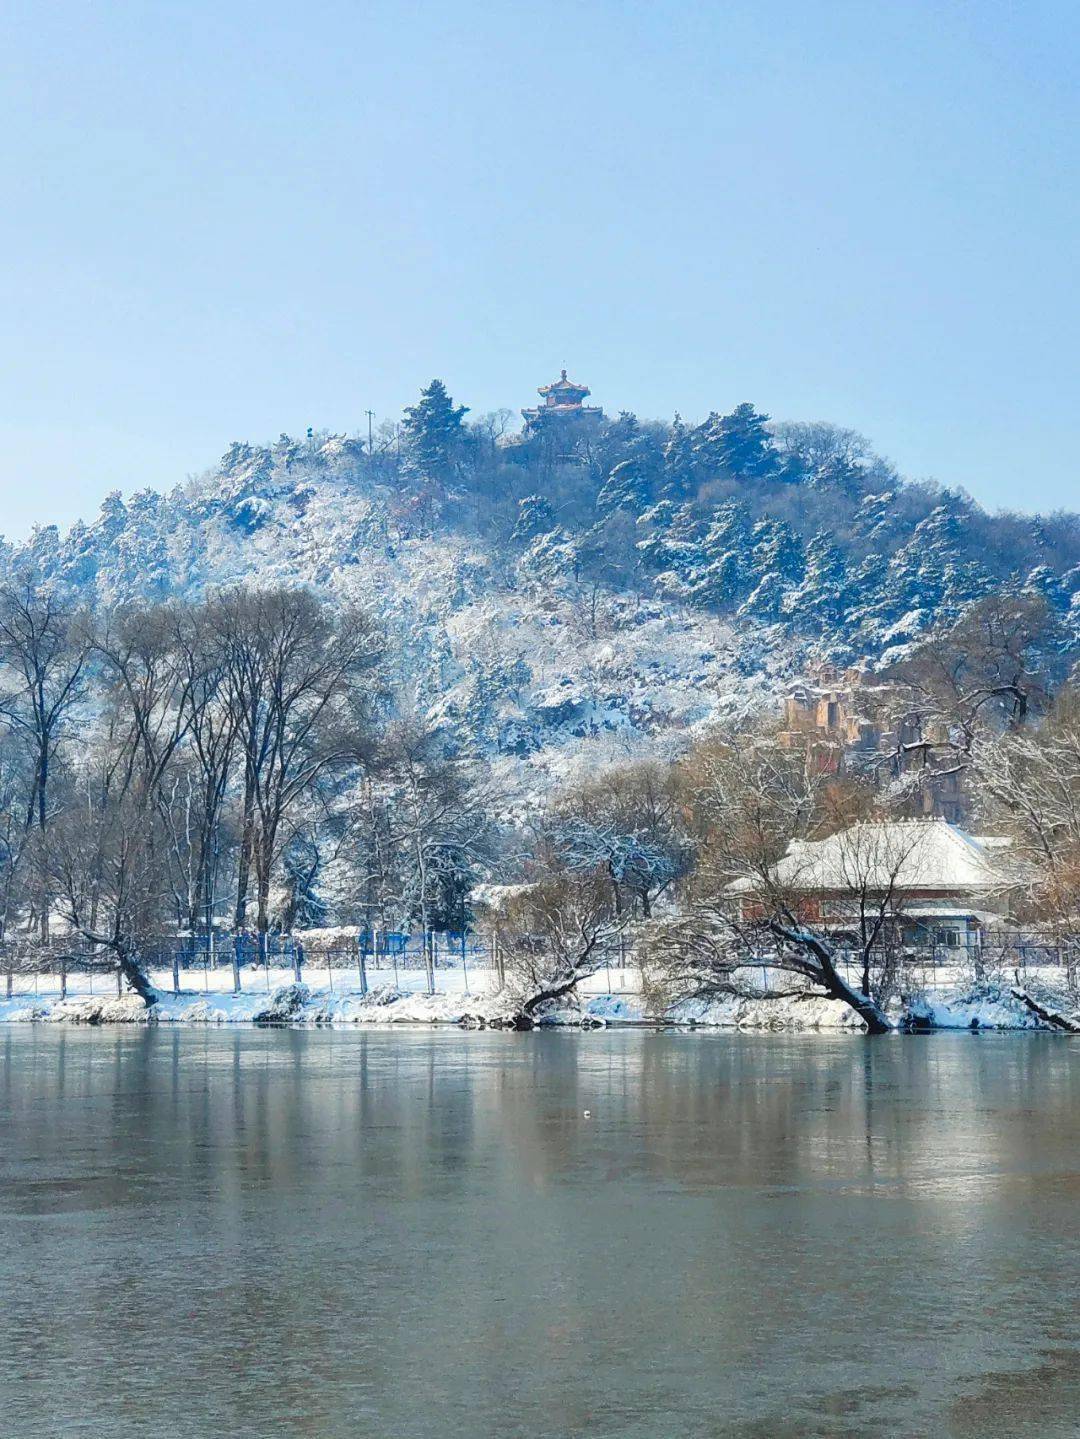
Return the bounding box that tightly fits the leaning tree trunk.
[827,969,893,1034]
[517,967,588,1024]
[115,944,157,1006]
[779,928,894,1035]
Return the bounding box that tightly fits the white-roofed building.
[730,819,1021,950]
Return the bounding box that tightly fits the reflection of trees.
[1,1029,1078,1436]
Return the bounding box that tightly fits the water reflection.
[0,1028,1077,1437]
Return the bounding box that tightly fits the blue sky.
[1,0,1076,538]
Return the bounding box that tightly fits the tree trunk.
[234,783,254,930]
[826,967,892,1034]
[116,945,156,1006]
[519,968,587,1021]
[777,927,893,1035]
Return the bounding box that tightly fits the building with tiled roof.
[521,369,605,435]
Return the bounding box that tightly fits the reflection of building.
[521,370,604,437]
[731,819,1017,949]
[779,666,968,823]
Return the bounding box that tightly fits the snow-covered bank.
[3,977,1079,1031]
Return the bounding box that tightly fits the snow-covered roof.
[902,905,1001,924]
[470,882,535,914]
[730,820,1015,895]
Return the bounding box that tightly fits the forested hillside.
[3,380,1078,782]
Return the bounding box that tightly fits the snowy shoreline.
[1,979,1077,1033]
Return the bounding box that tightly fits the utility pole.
[365,409,375,455]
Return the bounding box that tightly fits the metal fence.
[1,928,1077,1002]
[0,929,506,1000]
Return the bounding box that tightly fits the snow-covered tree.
[512,494,557,542]
[402,379,469,484]
[597,456,654,516]
[738,518,805,621]
[695,403,779,482]
[688,500,754,608]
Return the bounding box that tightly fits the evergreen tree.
[1022,564,1067,610]
[635,502,704,576]
[809,451,867,500]
[512,495,557,542]
[597,456,654,516]
[738,518,805,621]
[852,490,896,544]
[783,531,847,631]
[687,500,754,608]
[843,551,890,634]
[889,505,963,616]
[695,403,779,482]
[402,379,469,484]
[660,413,698,498]
[939,554,994,626]
[749,517,805,586]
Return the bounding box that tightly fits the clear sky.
[1,0,1077,539]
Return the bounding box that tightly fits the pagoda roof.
[538,369,590,398]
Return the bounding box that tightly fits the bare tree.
[0,580,92,940]
[546,761,687,918]
[371,723,499,990]
[497,866,629,1024]
[48,701,172,1004]
[879,595,1060,801]
[644,726,914,1032]
[210,586,383,956]
[976,685,1080,988]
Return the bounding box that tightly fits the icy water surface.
[0,1029,1078,1438]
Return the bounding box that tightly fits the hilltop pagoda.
[521,369,604,436]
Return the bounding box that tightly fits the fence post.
[425,930,435,996]
[116,966,122,998]
[356,935,368,996]
[232,933,242,994]
[292,938,302,984]
[172,947,180,996]
[60,954,67,1000]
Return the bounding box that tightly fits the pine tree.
[635,502,704,576]
[783,531,847,631]
[660,413,698,498]
[597,456,654,516]
[687,500,755,608]
[749,517,805,586]
[890,505,963,616]
[852,490,896,544]
[512,495,557,542]
[1022,564,1066,610]
[402,379,469,484]
[695,403,778,482]
[738,518,805,621]
[939,554,994,625]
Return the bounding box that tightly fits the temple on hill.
[521,370,605,436]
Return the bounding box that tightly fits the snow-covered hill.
[1,439,798,788]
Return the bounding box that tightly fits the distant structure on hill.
[521,369,605,438]
[779,665,967,824]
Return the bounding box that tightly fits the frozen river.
[0,1027,1078,1437]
